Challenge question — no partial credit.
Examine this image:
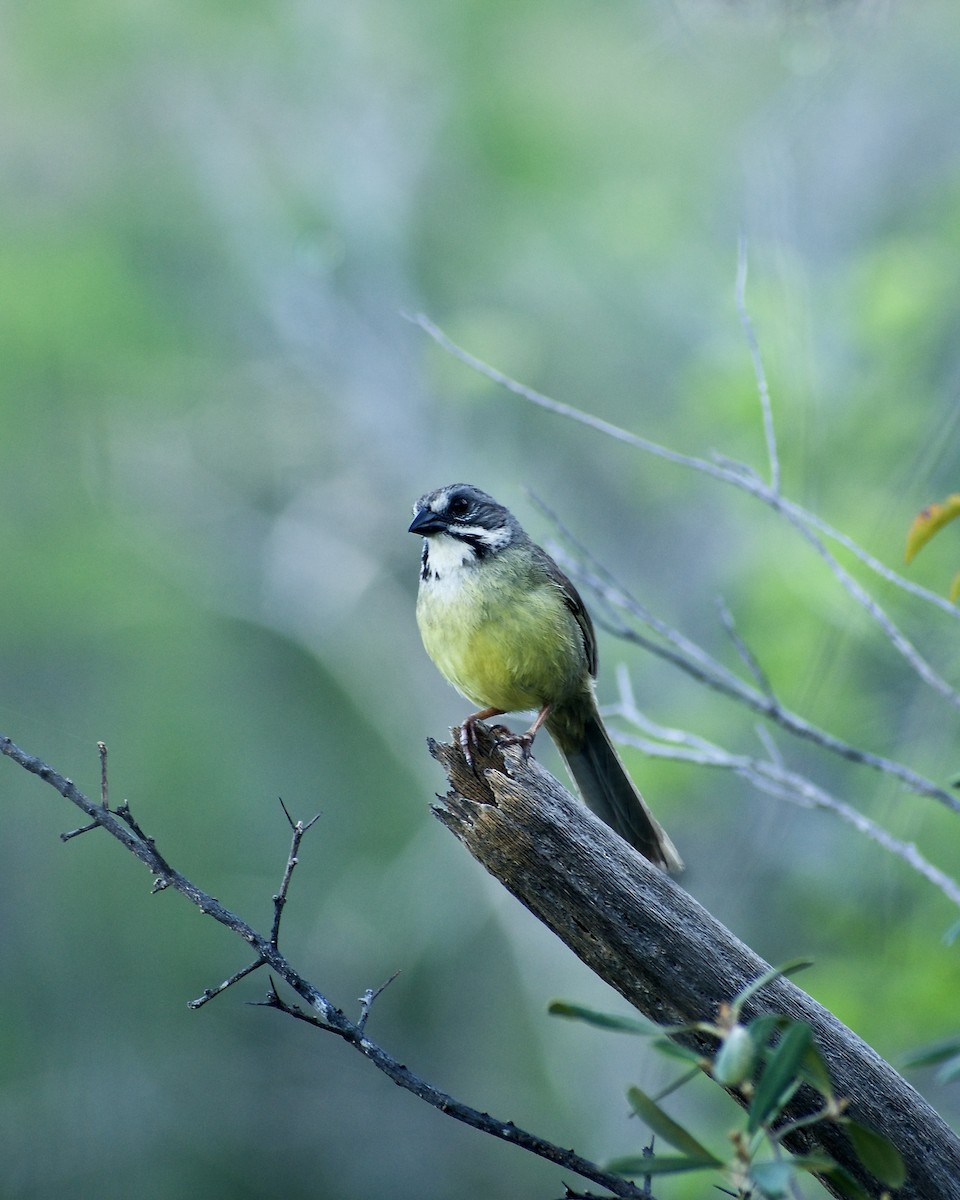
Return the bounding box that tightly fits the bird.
[408,483,681,871]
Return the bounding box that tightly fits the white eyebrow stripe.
[455,523,511,550]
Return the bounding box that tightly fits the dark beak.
[408,508,449,536]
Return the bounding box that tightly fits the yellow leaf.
[905,493,960,563]
[950,572,960,605]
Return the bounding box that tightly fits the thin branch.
[716,595,775,700]
[411,309,959,619]
[776,499,960,707]
[411,314,960,699]
[98,741,109,808]
[406,310,749,487]
[610,673,960,910]
[272,799,321,947]
[536,504,960,816]
[0,733,650,1200]
[258,984,650,1198]
[189,959,265,1010]
[357,971,401,1035]
[736,235,779,495]
[781,495,960,621]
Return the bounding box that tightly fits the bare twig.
[256,984,650,1198]
[189,959,265,1010]
[735,235,779,495]
[410,314,960,699]
[60,818,101,841]
[610,669,960,910]
[716,595,775,699]
[536,506,960,816]
[357,970,401,1035]
[406,311,745,487]
[98,741,109,808]
[272,799,321,946]
[0,733,651,1200]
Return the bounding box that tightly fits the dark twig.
[0,734,650,1200]
[357,970,401,1035]
[198,799,321,1004]
[189,959,265,1010]
[98,741,109,808]
[60,818,100,841]
[60,739,112,841]
[272,800,321,947]
[259,980,650,1198]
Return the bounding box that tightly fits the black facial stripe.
[459,531,492,560]
[419,541,430,580]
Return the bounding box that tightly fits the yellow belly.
[416,567,587,714]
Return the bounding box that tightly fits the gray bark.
[431,726,960,1200]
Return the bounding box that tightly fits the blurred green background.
[3,1,960,1197]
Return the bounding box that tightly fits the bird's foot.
[493,729,535,761]
[458,722,478,770]
[458,708,507,772]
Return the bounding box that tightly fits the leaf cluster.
[551,964,905,1200]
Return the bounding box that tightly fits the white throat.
[421,531,478,581]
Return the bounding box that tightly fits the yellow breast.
[416,548,587,714]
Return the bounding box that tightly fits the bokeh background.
[3,2,960,1197]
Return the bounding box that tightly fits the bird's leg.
[460,706,505,769]
[496,704,551,760]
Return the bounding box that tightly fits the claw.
[458,722,477,769]
[494,730,535,761]
[457,707,506,773]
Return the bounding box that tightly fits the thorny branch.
[0,733,651,1200]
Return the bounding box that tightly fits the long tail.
[548,704,682,872]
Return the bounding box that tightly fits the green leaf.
[749,1016,833,1097]
[749,1013,789,1051]
[937,1055,960,1083]
[547,1001,657,1035]
[650,1039,705,1065]
[607,1153,721,1176]
[626,1085,722,1163]
[845,1119,907,1187]
[903,1035,960,1069]
[748,1021,812,1132]
[749,1159,795,1197]
[800,1041,835,1101]
[791,1154,842,1173]
[732,959,814,1012]
[712,1024,756,1086]
[652,1065,701,1103]
[819,1165,873,1200]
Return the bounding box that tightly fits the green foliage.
[552,965,905,1199]
[4,1,960,1197]
[904,1035,960,1083]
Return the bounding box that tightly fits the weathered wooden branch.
[430,725,960,1200]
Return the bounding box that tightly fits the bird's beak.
[408,509,448,535]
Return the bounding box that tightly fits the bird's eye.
[447,495,470,518]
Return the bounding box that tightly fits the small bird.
[409,483,681,871]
